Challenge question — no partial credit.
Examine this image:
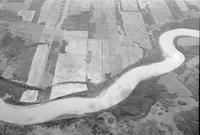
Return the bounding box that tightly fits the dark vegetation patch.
[136,120,160,135]
[140,5,156,27]
[174,107,199,135]
[0,32,37,82]
[188,80,199,101]
[0,77,27,102]
[173,64,187,74]
[111,77,167,120]
[0,32,25,60]
[174,64,199,101]
[177,100,187,106]
[12,47,36,82]
[40,117,79,128]
[4,124,32,135]
[60,40,68,53]
[0,123,5,135]
[180,45,199,55]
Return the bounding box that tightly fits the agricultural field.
[0,0,199,134]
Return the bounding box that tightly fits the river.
[0,28,199,125]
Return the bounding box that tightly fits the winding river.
[0,28,199,125]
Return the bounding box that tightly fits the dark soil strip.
[61,11,90,31]
[165,0,184,20]
[37,40,62,102]
[115,0,127,37]
[0,77,46,92]
[88,4,96,38]
[29,0,45,23]
[88,22,96,38]
[139,5,156,26]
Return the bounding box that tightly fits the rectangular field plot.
[26,44,49,86]
[43,0,64,27]
[50,83,87,99]
[65,38,87,56]
[20,90,38,102]
[52,31,88,83]
[52,53,87,83]
[121,12,152,49]
[120,0,139,12]
[148,0,173,24]
[127,45,143,65]
[174,0,189,12]
[102,40,122,78]
[86,39,104,83]
[21,0,34,10]
[50,31,89,98]
[68,0,90,15]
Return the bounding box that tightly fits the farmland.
[0,0,199,134]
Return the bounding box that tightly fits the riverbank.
[0,28,199,125]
